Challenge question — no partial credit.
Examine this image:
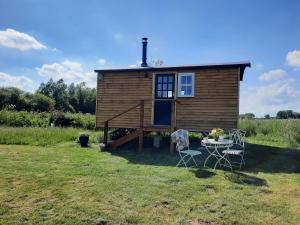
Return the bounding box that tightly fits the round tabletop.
[202,138,233,145]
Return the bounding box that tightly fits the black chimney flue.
[141,37,148,67]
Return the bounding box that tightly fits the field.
[0,121,300,225]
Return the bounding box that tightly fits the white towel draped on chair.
[171,129,202,168]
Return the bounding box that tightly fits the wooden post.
[104,121,108,147]
[170,100,176,153]
[138,100,144,152]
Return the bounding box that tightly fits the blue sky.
[0,0,300,116]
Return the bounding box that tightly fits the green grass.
[0,128,300,224]
[0,127,102,146]
[239,118,300,148]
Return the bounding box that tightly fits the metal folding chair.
[171,129,202,168]
[222,129,246,168]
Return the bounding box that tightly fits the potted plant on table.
[79,132,89,147]
[209,128,225,141]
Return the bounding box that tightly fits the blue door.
[154,74,175,125]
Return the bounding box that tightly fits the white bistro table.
[201,138,233,170]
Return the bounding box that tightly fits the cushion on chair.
[181,150,202,156]
[222,149,242,155]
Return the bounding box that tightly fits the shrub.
[50,111,72,127]
[0,110,95,130]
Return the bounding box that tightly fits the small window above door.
[178,73,195,97]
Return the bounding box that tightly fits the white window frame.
[177,72,195,97]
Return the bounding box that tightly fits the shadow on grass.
[224,171,267,186]
[108,141,300,174]
[193,169,216,179]
[242,143,300,173]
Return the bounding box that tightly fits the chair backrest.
[171,129,190,152]
[229,129,246,150]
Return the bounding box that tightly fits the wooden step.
[108,129,141,149]
[143,125,171,132]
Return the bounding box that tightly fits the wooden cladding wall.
[96,68,240,131]
[96,72,153,128]
[176,68,239,131]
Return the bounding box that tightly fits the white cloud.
[0,28,46,51]
[286,50,300,69]
[240,78,300,117]
[0,72,37,92]
[97,58,107,66]
[114,32,124,41]
[36,60,96,87]
[259,69,287,81]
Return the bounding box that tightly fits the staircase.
[102,100,145,151]
[100,99,176,152]
[108,129,141,149]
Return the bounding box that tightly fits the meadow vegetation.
[0,110,95,130]
[0,113,299,224]
[0,141,299,225]
[1,110,300,147]
[239,118,300,148]
[0,127,101,146]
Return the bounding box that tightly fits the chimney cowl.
[141,37,148,67]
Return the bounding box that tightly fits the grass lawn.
[0,139,300,224]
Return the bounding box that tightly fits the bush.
[0,110,95,130]
[0,110,35,127]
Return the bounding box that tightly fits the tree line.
[0,79,96,114]
[240,110,300,119]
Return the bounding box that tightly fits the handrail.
[102,98,176,152]
[100,99,180,103]
[105,102,141,122]
[103,100,144,147]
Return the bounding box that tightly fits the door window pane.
[156,74,174,99]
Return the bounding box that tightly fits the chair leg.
[240,154,245,169]
[177,154,188,168]
[176,159,183,167]
[204,154,212,168]
[184,156,193,165]
[191,156,198,167]
[214,154,232,170]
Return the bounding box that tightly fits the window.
[155,74,175,99]
[178,73,195,97]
